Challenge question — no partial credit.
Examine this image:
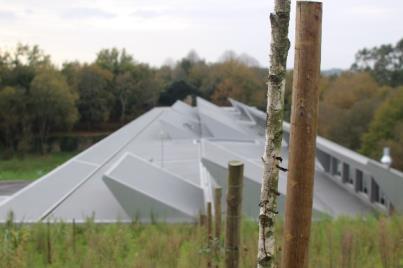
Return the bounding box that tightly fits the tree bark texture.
[281,2,322,268]
[257,0,291,267]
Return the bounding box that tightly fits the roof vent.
[380,147,392,168]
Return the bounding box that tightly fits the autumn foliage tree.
[318,72,387,150]
[210,79,243,106]
[210,59,265,107]
[1,41,403,172]
[361,87,403,170]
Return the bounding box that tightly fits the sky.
[0,0,402,70]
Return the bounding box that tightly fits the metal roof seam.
[39,109,165,221]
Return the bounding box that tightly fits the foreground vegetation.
[0,152,77,181]
[0,216,402,267]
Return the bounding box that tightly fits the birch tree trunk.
[257,1,291,267]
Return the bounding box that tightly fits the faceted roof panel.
[0,98,402,223]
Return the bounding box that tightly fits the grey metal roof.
[0,98,402,223]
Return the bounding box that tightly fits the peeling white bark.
[257,1,291,267]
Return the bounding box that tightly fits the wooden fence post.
[72,218,76,254]
[47,221,52,265]
[214,187,222,267]
[207,202,213,267]
[281,2,322,268]
[214,187,222,240]
[225,160,244,268]
[200,214,207,227]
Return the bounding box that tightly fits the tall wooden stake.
[225,161,244,268]
[281,2,322,268]
[47,221,52,265]
[200,213,207,227]
[214,187,222,240]
[207,202,213,268]
[72,219,76,254]
[214,187,222,268]
[257,0,291,267]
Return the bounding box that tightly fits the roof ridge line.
[39,109,165,221]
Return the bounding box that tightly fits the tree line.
[0,46,266,157]
[0,40,402,171]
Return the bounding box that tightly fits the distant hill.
[322,68,343,76]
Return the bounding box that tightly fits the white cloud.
[0,10,17,20]
[348,5,394,17]
[61,7,116,20]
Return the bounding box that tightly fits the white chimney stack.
[380,147,392,168]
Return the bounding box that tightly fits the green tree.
[0,44,53,156]
[361,87,403,170]
[115,72,135,123]
[61,61,82,93]
[155,65,174,90]
[95,48,135,75]
[30,69,79,153]
[126,64,160,117]
[159,80,197,106]
[114,63,161,123]
[77,65,114,128]
[351,38,403,87]
[0,87,21,152]
[318,72,387,150]
[0,45,51,91]
[12,44,51,67]
[94,48,161,122]
[187,61,215,98]
[171,50,202,82]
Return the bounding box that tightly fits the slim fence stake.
[207,202,213,267]
[47,221,52,265]
[214,187,222,240]
[225,160,244,268]
[72,218,76,254]
[214,187,222,267]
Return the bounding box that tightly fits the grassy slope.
[0,216,402,267]
[0,152,77,181]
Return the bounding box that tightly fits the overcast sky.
[0,0,402,69]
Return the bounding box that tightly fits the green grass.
[0,152,78,181]
[0,216,402,267]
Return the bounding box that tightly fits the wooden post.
[225,161,244,268]
[214,187,222,240]
[72,219,76,254]
[281,2,322,268]
[207,202,213,268]
[214,187,222,268]
[47,221,52,265]
[200,214,207,227]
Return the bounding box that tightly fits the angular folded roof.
[0,97,402,223]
